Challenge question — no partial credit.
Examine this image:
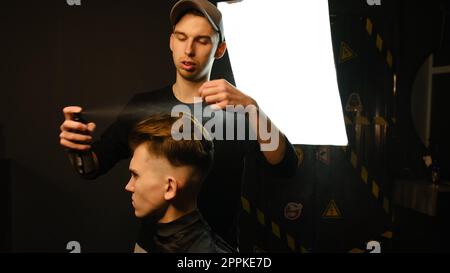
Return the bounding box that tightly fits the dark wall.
[0,0,179,252]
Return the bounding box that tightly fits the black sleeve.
[89,95,144,178]
[266,135,298,178]
[242,112,298,178]
[249,135,298,179]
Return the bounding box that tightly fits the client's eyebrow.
[129,169,139,178]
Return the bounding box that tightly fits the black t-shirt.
[91,85,298,249]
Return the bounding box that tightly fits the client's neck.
[157,202,197,224]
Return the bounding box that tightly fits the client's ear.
[164,177,178,201]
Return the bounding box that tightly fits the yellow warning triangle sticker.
[322,200,342,219]
[317,146,331,165]
[339,42,357,63]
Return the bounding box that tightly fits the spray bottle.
[69,112,97,176]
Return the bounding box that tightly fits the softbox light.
[218,0,348,145]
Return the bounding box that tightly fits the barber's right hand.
[59,106,96,151]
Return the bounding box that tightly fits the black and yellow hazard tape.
[242,116,394,252]
[365,17,394,70]
[343,113,395,251]
[344,144,393,216]
[241,196,310,253]
[242,191,393,253]
[365,18,399,116]
[340,18,397,252]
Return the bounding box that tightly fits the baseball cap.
[170,0,225,43]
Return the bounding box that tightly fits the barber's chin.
[179,69,196,78]
[179,72,207,83]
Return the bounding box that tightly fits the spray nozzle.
[72,112,88,125]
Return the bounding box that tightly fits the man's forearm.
[261,130,287,165]
[247,106,287,165]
